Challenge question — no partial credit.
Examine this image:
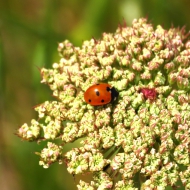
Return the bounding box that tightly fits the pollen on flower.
[17,18,190,189]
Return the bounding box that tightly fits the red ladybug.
[84,83,119,106]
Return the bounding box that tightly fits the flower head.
[17,18,190,189]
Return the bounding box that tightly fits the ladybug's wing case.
[84,84,112,106]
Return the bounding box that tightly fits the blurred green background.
[0,0,189,189]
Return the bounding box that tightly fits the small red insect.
[84,83,119,106]
[140,87,157,101]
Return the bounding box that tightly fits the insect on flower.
[84,83,119,106]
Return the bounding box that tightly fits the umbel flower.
[17,18,190,189]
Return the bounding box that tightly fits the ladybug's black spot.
[106,86,111,92]
[95,89,100,96]
[88,99,92,103]
[101,99,105,103]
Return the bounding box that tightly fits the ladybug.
[84,83,119,106]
